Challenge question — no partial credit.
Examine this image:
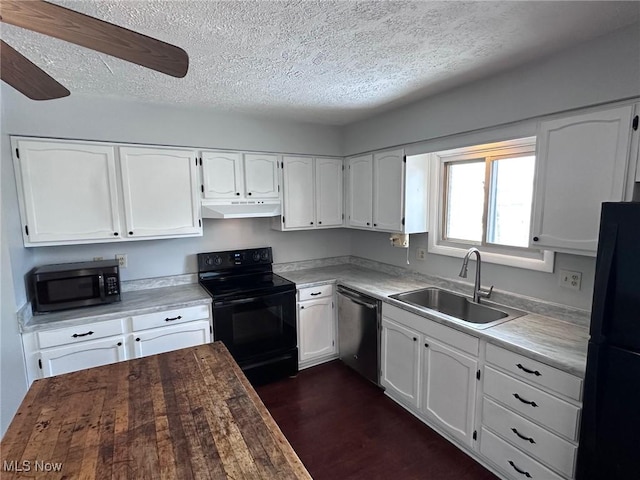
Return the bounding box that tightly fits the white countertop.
[278,264,589,377]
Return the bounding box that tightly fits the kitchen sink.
[389,287,525,328]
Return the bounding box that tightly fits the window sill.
[427,239,555,272]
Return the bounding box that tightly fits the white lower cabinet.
[381,304,479,444]
[133,319,211,358]
[297,284,337,369]
[479,343,583,480]
[421,338,478,446]
[23,303,212,383]
[380,318,421,408]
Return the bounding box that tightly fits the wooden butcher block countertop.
[0,342,311,479]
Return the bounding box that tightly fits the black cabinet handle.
[136,337,141,342]
[374,223,377,227]
[318,221,322,225]
[517,363,541,376]
[236,192,240,196]
[248,192,252,196]
[117,342,122,346]
[532,236,539,242]
[72,331,94,338]
[114,232,119,236]
[129,231,133,235]
[508,460,531,478]
[511,428,536,444]
[424,343,429,348]
[366,222,370,226]
[300,306,305,310]
[310,292,322,296]
[165,315,183,322]
[310,221,314,225]
[513,393,538,407]
[413,337,417,341]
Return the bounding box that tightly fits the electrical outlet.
[115,254,128,269]
[559,269,581,291]
[416,248,427,260]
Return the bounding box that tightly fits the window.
[428,137,553,272]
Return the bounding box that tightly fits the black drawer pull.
[511,428,536,444]
[165,315,183,322]
[508,460,532,478]
[117,342,122,346]
[72,331,94,338]
[310,292,322,296]
[513,393,538,407]
[517,363,541,376]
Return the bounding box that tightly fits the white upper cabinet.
[373,150,404,231]
[282,156,315,228]
[201,151,243,199]
[12,137,203,247]
[119,146,201,239]
[243,153,280,198]
[346,149,428,233]
[277,156,343,231]
[347,154,373,228]
[530,104,637,254]
[316,157,344,227]
[12,138,122,245]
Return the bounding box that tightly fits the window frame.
[428,137,554,272]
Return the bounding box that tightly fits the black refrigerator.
[576,202,640,480]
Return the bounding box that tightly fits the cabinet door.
[347,154,373,228]
[40,336,127,377]
[380,318,420,408]
[298,297,336,363]
[373,149,404,232]
[13,139,121,244]
[133,320,211,358]
[531,105,635,254]
[244,153,280,198]
[282,156,315,229]
[316,157,344,227]
[421,339,477,446]
[119,147,201,238]
[201,151,243,199]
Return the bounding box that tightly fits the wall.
[344,24,640,155]
[343,25,640,311]
[1,94,29,436]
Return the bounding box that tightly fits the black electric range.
[197,247,297,385]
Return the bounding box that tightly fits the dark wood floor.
[256,361,499,480]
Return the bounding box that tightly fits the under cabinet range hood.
[201,201,281,219]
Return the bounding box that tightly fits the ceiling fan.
[0,0,189,100]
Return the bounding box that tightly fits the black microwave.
[31,260,121,314]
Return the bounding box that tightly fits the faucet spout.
[458,248,493,303]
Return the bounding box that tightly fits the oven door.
[212,290,296,362]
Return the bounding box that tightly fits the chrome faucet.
[458,248,493,303]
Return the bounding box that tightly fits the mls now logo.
[3,460,63,472]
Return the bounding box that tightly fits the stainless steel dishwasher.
[337,285,381,386]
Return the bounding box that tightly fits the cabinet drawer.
[480,428,564,480]
[486,343,582,401]
[482,397,577,478]
[37,318,125,349]
[484,367,581,441]
[131,305,210,331]
[298,284,333,301]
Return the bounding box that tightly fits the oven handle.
[213,291,292,307]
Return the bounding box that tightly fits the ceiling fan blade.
[0,0,189,78]
[0,40,70,100]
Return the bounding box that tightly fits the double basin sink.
[389,287,525,329]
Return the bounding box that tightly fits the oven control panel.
[198,247,272,271]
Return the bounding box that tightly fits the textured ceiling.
[2,0,639,125]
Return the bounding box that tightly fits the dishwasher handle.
[337,288,378,309]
